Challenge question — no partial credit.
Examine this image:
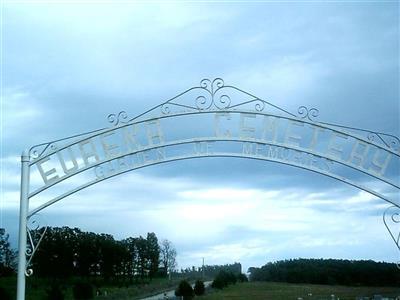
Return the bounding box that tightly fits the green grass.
[201,282,400,300]
[0,276,183,300]
[2,278,400,300]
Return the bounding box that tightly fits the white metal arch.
[16,78,400,299]
[27,136,399,217]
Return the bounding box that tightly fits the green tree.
[33,227,77,278]
[237,273,248,282]
[137,236,149,279]
[46,282,64,300]
[75,231,98,277]
[97,233,118,280]
[73,282,93,300]
[123,237,140,282]
[194,280,205,296]
[211,270,237,289]
[0,287,12,300]
[0,228,16,275]
[175,280,194,300]
[146,232,160,279]
[160,239,177,278]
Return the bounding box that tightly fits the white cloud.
[3,87,43,136]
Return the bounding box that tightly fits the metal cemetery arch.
[17,78,400,299]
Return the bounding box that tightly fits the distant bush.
[0,265,14,277]
[0,287,12,300]
[194,280,205,295]
[73,282,93,300]
[175,280,194,300]
[212,270,237,289]
[211,276,225,289]
[46,282,64,300]
[237,273,248,282]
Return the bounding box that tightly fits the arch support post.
[17,151,30,300]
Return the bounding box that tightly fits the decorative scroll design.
[19,77,400,279]
[30,143,58,160]
[161,103,171,115]
[107,111,129,126]
[196,78,231,110]
[25,215,48,277]
[367,132,400,153]
[384,206,400,253]
[29,128,106,162]
[27,78,400,166]
[298,106,319,122]
[159,78,272,116]
[254,99,266,112]
[320,122,400,154]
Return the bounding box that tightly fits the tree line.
[175,262,242,279]
[0,228,16,276]
[1,226,241,283]
[248,258,400,286]
[29,226,176,281]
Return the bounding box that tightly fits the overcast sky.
[2,1,399,272]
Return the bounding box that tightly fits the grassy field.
[2,278,400,299]
[201,282,400,300]
[0,276,184,300]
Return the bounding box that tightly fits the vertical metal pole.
[16,150,30,300]
[202,257,205,279]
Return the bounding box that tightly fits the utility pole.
[202,257,205,279]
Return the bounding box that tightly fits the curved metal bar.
[28,153,399,218]
[28,136,399,199]
[29,127,108,159]
[27,83,208,161]
[225,85,297,117]
[383,206,400,251]
[25,215,48,276]
[127,87,204,122]
[320,121,400,148]
[29,109,400,167]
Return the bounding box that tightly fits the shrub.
[73,282,93,300]
[194,280,205,296]
[212,270,237,289]
[0,287,12,300]
[175,280,194,300]
[46,282,64,300]
[211,277,225,289]
[237,273,248,282]
[0,265,14,277]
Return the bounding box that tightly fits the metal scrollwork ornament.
[195,78,231,110]
[366,132,400,154]
[214,94,231,110]
[383,206,400,251]
[30,148,40,159]
[367,132,377,142]
[298,106,319,122]
[161,103,171,115]
[30,143,54,160]
[390,138,400,152]
[200,78,224,95]
[25,215,48,277]
[254,99,266,112]
[107,111,128,126]
[195,95,213,110]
